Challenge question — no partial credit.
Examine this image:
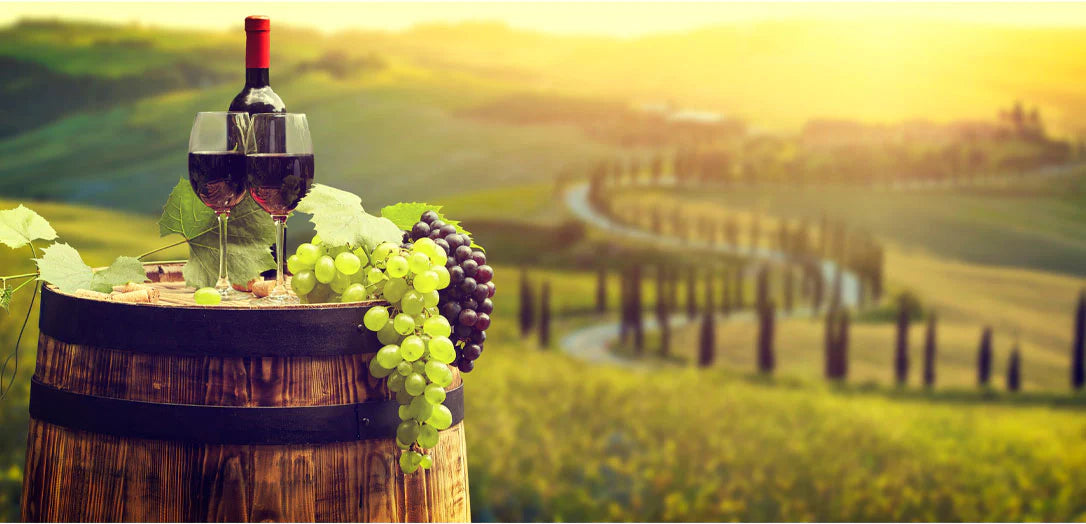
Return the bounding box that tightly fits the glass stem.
[271,216,288,298]
[216,212,231,293]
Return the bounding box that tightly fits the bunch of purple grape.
[407,211,494,373]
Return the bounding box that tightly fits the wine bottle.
[229,16,285,115]
[230,15,287,278]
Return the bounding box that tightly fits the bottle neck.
[245,68,270,88]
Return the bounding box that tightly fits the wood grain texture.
[22,266,470,523]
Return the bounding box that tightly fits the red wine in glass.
[247,153,314,216]
[188,151,247,214]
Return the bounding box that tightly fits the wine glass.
[188,111,250,300]
[246,113,314,303]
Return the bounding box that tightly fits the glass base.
[254,292,298,305]
[216,285,246,301]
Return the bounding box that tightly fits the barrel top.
[39,262,385,357]
[47,261,383,310]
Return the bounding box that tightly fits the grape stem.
[0,241,39,401]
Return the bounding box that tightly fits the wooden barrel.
[21,263,470,522]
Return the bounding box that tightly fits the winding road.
[559,181,861,364]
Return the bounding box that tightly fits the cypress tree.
[1006,342,1021,392]
[656,266,670,358]
[978,326,993,387]
[923,313,937,388]
[595,265,607,313]
[1073,290,1085,390]
[618,266,630,344]
[783,264,794,314]
[824,309,838,379]
[539,281,551,349]
[519,269,535,337]
[686,267,697,319]
[721,269,731,316]
[632,264,644,355]
[755,265,769,311]
[698,311,715,368]
[894,295,910,386]
[703,267,714,313]
[733,267,744,309]
[757,301,776,374]
[837,309,850,380]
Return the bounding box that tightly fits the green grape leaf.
[34,242,93,293]
[0,286,12,311]
[380,202,472,239]
[0,205,58,249]
[295,184,403,250]
[158,178,276,288]
[89,256,147,293]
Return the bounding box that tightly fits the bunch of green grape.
[287,234,456,474]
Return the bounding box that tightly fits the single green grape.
[296,243,323,266]
[413,237,437,252]
[330,271,350,294]
[425,360,453,387]
[401,290,424,316]
[427,404,453,430]
[387,372,406,393]
[311,234,323,245]
[387,255,409,278]
[396,361,413,376]
[399,451,419,474]
[194,287,221,305]
[400,335,425,361]
[433,266,451,289]
[419,454,433,469]
[427,336,456,364]
[364,306,390,331]
[423,317,452,338]
[376,344,403,369]
[352,247,370,266]
[422,290,441,308]
[366,267,386,284]
[372,242,398,264]
[424,306,439,318]
[396,420,421,445]
[413,271,439,293]
[410,395,433,423]
[377,323,402,345]
[342,283,367,302]
[417,424,439,449]
[408,252,431,274]
[398,405,411,421]
[304,282,332,304]
[424,384,446,404]
[291,271,317,295]
[286,254,310,274]
[426,247,446,267]
[405,373,427,396]
[393,313,415,335]
[314,256,336,284]
[383,278,408,302]
[334,252,362,275]
[369,357,394,378]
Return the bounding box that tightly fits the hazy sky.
[2,2,1086,37]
